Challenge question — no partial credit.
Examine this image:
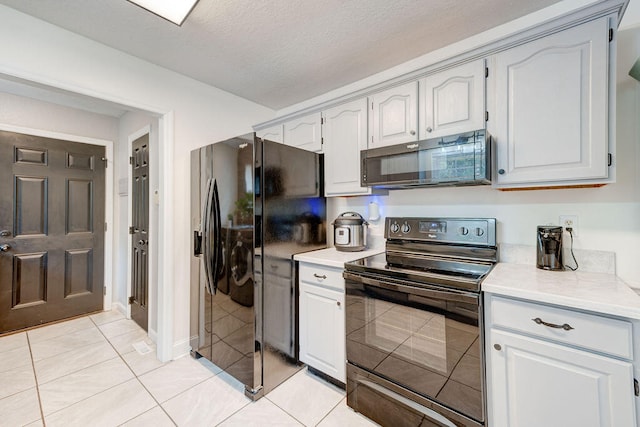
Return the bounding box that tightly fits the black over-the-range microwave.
[360,129,491,189]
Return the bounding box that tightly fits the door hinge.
[485,111,489,122]
[128,296,135,304]
[104,222,107,232]
[371,102,374,110]
[485,67,489,78]
[129,156,134,165]
[609,28,613,42]
[634,378,639,396]
[103,286,107,296]
[129,226,135,234]
[101,157,108,167]
[608,153,612,166]
[320,117,324,125]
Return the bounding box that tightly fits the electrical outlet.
[559,215,578,236]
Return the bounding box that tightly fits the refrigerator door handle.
[202,178,215,294]
[211,180,222,293]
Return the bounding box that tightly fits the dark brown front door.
[130,134,149,331]
[0,130,105,334]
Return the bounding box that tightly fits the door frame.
[0,77,175,364]
[0,122,115,312]
[126,126,153,332]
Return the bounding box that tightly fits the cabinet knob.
[410,130,416,136]
[498,169,505,175]
[0,244,11,252]
[336,301,341,307]
[426,127,432,133]
[0,230,10,237]
[313,273,327,280]
[494,344,502,351]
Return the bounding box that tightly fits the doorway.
[0,130,106,333]
[130,133,149,331]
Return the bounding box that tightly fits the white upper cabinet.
[369,81,418,148]
[283,113,323,152]
[256,124,283,143]
[323,98,371,196]
[490,17,611,187]
[420,59,486,139]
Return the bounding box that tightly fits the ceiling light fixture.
[126,0,200,26]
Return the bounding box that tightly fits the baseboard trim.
[112,302,127,316]
[172,337,191,360]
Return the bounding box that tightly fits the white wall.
[327,23,640,289]
[0,92,119,141]
[0,4,275,359]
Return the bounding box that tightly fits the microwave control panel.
[385,217,496,247]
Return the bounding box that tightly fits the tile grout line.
[26,332,47,427]
[91,314,179,426]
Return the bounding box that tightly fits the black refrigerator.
[189,133,326,399]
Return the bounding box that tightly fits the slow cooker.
[332,211,368,252]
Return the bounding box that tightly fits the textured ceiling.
[0,0,564,110]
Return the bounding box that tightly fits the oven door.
[344,271,484,426]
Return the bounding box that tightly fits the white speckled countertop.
[483,263,640,320]
[294,247,384,268]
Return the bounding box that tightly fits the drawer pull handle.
[313,274,327,279]
[532,317,574,331]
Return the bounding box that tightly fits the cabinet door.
[283,113,322,152]
[299,281,346,382]
[256,124,283,144]
[264,264,293,357]
[491,17,610,186]
[488,329,636,427]
[420,59,485,139]
[323,98,371,196]
[369,81,418,148]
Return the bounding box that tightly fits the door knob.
[0,244,11,252]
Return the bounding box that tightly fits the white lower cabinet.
[299,263,346,383]
[486,294,637,427]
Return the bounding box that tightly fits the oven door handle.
[343,271,478,305]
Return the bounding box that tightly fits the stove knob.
[458,226,469,236]
[475,227,485,237]
[390,222,400,233]
[401,223,411,233]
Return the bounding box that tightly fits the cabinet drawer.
[299,263,345,292]
[488,295,633,360]
[262,257,292,278]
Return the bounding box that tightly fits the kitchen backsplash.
[499,243,616,275]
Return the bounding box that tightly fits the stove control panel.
[385,217,496,247]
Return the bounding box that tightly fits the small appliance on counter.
[536,225,564,270]
[332,212,368,252]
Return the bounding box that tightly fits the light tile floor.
[0,311,379,426]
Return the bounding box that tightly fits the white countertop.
[294,247,384,269]
[483,263,640,320]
